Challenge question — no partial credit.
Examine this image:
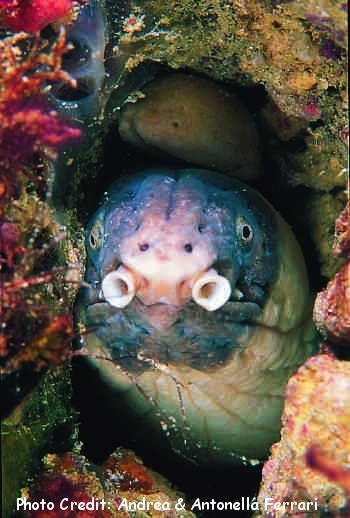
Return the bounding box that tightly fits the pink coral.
[314,201,350,346]
[303,101,322,120]
[0,0,73,33]
[334,200,350,258]
[1,97,81,163]
[0,31,81,209]
[0,221,23,273]
[0,223,75,371]
[23,450,193,518]
[0,29,81,372]
[25,473,112,518]
[314,262,350,345]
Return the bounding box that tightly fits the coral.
[0,5,86,515]
[0,221,24,276]
[0,194,82,517]
[314,262,350,346]
[306,446,350,496]
[313,201,350,346]
[0,0,74,33]
[23,456,111,518]
[102,450,155,492]
[0,4,86,374]
[0,30,81,209]
[290,0,347,47]
[334,199,350,257]
[283,125,348,191]
[0,189,82,375]
[254,355,350,517]
[22,449,196,517]
[117,0,347,122]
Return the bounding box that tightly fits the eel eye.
[184,243,193,253]
[242,224,252,241]
[236,216,254,247]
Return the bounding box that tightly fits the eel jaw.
[101,265,231,311]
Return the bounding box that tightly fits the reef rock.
[314,201,350,346]
[254,355,350,517]
[21,449,195,518]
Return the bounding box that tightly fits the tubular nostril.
[192,269,231,311]
[139,243,149,252]
[102,267,136,308]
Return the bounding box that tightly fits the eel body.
[77,169,315,465]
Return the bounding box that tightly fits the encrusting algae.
[314,201,350,346]
[254,355,350,517]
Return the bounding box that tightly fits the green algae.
[2,366,77,518]
[307,191,347,279]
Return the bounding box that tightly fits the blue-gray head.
[83,169,279,369]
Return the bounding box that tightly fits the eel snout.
[101,265,231,311]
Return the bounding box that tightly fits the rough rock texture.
[314,201,350,346]
[253,355,350,517]
[314,261,350,346]
[21,449,196,518]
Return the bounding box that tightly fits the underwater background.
[1,0,349,517]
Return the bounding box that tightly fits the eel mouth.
[101,265,231,311]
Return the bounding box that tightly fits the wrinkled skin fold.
[76,168,316,465]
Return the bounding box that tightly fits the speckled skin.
[77,169,315,465]
[119,74,262,180]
